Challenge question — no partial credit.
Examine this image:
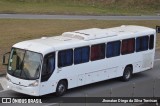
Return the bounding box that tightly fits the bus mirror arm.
[156,26,160,33]
[2,52,10,66]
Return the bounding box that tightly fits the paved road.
[0,14,160,20]
[0,84,2,91]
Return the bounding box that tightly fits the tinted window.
[58,49,73,67]
[121,38,135,55]
[74,46,90,64]
[91,43,105,61]
[136,36,149,52]
[106,41,121,58]
[149,35,154,50]
[41,53,55,82]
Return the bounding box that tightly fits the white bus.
[3,25,156,96]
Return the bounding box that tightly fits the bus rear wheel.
[56,80,67,96]
[122,66,132,81]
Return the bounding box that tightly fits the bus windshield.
[8,48,42,80]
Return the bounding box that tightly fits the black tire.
[122,66,132,81]
[56,80,67,96]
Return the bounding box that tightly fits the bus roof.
[13,25,155,55]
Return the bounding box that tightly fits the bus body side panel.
[41,32,156,95]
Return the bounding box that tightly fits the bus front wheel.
[122,66,132,81]
[56,80,67,96]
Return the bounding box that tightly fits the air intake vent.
[62,32,85,40]
[54,36,71,41]
[41,37,47,39]
[62,28,117,41]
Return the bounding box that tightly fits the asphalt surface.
[0,14,160,20]
[0,84,2,91]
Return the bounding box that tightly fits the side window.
[91,43,105,61]
[41,53,55,82]
[106,41,121,58]
[58,49,73,67]
[121,38,135,55]
[74,46,90,64]
[149,35,154,50]
[136,36,149,52]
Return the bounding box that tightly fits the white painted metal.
[7,25,156,96]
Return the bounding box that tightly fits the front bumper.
[7,80,40,96]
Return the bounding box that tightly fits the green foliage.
[0,0,160,15]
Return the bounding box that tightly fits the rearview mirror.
[2,52,10,66]
[156,26,160,33]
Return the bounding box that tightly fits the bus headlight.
[29,80,39,87]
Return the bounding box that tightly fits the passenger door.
[39,53,55,95]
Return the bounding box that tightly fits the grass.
[0,0,160,15]
[0,19,160,74]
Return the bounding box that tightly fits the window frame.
[136,36,149,52]
[90,43,105,61]
[74,46,90,65]
[121,38,135,55]
[106,40,121,58]
[58,49,73,68]
[149,35,154,50]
